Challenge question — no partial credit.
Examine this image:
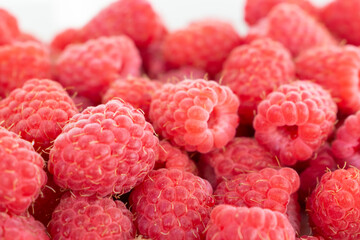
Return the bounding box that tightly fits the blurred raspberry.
[0,8,20,46]
[286,193,301,234]
[50,28,84,56]
[158,66,207,84]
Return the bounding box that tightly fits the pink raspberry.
[50,28,84,56]
[0,79,78,152]
[206,205,296,240]
[246,3,336,57]
[245,0,318,25]
[214,167,300,213]
[140,40,170,79]
[297,236,325,240]
[156,140,198,175]
[253,80,337,166]
[307,168,360,239]
[295,45,360,114]
[48,192,135,239]
[287,193,301,234]
[0,127,47,215]
[0,8,20,46]
[222,38,295,124]
[200,137,279,183]
[48,100,159,197]
[102,76,162,119]
[55,36,141,103]
[149,79,240,153]
[158,66,207,84]
[129,168,214,239]
[163,20,241,76]
[321,0,360,46]
[0,41,51,97]
[0,213,49,240]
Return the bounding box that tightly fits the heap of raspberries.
[1,0,360,239]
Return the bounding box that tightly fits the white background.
[0,0,332,42]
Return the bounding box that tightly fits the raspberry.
[331,111,360,168]
[0,127,47,215]
[307,168,360,239]
[200,137,279,183]
[81,0,167,49]
[0,41,51,97]
[287,193,301,234]
[0,8,20,46]
[156,140,198,175]
[321,0,360,45]
[149,79,240,153]
[48,100,159,197]
[129,168,214,239]
[163,20,241,76]
[297,236,325,240]
[246,3,336,57]
[214,167,300,213]
[158,66,207,84]
[72,95,95,112]
[55,36,141,103]
[221,38,295,124]
[253,80,337,166]
[295,45,360,114]
[0,212,49,240]
[0,79,78,152]
[206,205,296,240]
[48,192,135,239]
[140,40,170,79]
[50,28,84,55]
[245,0,318,25]
[102,76,162,119]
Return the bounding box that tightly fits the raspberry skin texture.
[201,137,279,183]
[206,205,296,240]
[0,212,49,240]
[332,111,360,168]
[163,20,241,76]
[214,167,300,213]
[49,191,135,240]
[0,8,20,46]
[295,45,360,114]
[222,38,295,124]
[307,168,360,239]
[253,80,337,166]
[0,127,47,215]
[0,41,51,97]
[48,100,158,197]
[321,0,360,46]
[158,66,207,84]
[102,76,162,119]
[246,3,336,57]
[149,79,240,153]
[0,79,79,152]
[129,168,214,240]
[55,36,141,103]
[156,140,198,175]
[81,0,168,49]
[245,0,318,25]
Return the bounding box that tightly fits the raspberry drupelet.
[48,100,159,197]
[253,80,337,166]
[129,168,214,239]
[149,79,240,153]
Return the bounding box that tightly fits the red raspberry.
[149,79,240,153]
[0,127,47,214]
[16,32,41,43]
[0,79,78,152]
[48,192,135,239]
[140,40,170,79]
[158,66,207,84]
[163,20,241,76]
[287,193,301,234]
[55,36,141,103]
[222,38,295,124]
[245,0,318,25]
[72,95,95,112]
[246,3,336,57]
[156,140,198,175]
[214,167,300,213]
[102,76,162,119]
[0,9,20,46]
[81,0,167,49]
[0,213,49,240]
[253,81,337,166]
[307,168,360,239]
[201,137,279,183]
[48,100,158,197]
[297,236,325,240]
[332,111,360,168]
[321,0,360,45]
[50,28,84,55]
[0,41,51,97]
[295,45,360,114]
[129,168,214,239]
[206,205,296,240]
